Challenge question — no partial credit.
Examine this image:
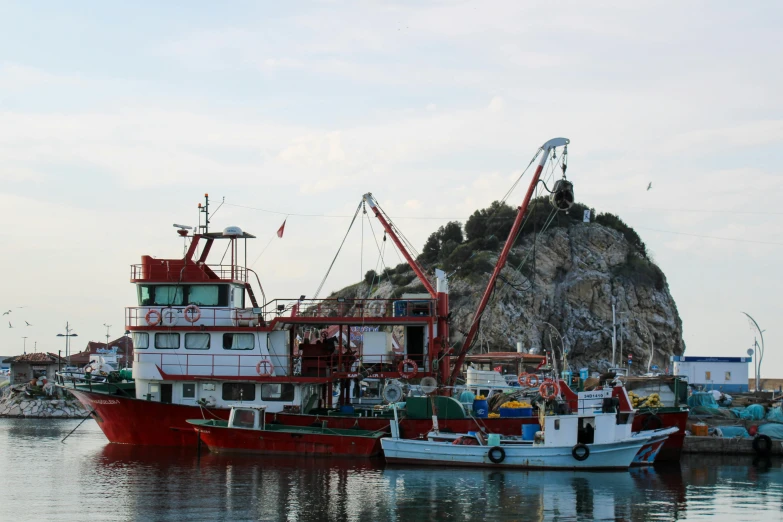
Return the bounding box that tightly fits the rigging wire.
[312,202,363,300]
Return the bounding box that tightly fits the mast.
[447,137,570,386]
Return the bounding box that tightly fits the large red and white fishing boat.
[59,137,687,461]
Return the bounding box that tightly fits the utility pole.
[56,322,78,367]
[103,324,112,349]
[22,336,27,354]
[741,312,765,393]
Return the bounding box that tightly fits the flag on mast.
[277,219,286,238]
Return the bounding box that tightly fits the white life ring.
[160,308,177,327]
[184,305,201,323]
[256,358,274,376]
[145,309,161,326]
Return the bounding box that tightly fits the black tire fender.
[753,434,772,455]
[572,443,590,461]
[488,446,506,464]
[642,414,663,431]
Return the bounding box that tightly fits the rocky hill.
[330,199,685,375]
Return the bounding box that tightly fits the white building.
[670,355,750,393]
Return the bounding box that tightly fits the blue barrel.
[579,368,589,380]
[522,423,540,441]
[472,399,489,418]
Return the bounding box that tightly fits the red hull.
[632,409,688,462]
[193,425,383,457]
[70,389,687,461]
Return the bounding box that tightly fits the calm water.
[1,419,781,522]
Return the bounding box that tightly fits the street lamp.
[741,312,765,392]
[56,321,78,367]
[103,323,112,350]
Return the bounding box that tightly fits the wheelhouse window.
[133,332,149,350]
[222,383,256,401]
[155,333,180,349]
[185,333,210,350]
[182,383,196,399]
[261,383,295,401]
[189,285,220,306]
[154,286,185,306]
[223,333,255,350]
[231,285,245,308]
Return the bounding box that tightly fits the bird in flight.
[2,310,10,315]
[25,321,32,326]
[647,182,652,191]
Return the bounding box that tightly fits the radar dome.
[223,226,244,236]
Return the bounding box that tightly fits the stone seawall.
[0,394,89,418]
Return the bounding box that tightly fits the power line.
[636,227,783,246]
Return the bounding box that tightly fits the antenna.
[103,324,111,348]
[198,193,210,234]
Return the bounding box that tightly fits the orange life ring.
[398,359,418,379]
[256,359,274,376]
[539,379,560,400]
[517,373,528,386]
[526,374,540,387]
[184,305,201,323]
[145,309,161,326]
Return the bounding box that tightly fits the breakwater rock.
[0,393,89,418]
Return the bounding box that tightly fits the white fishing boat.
[382,407,670,470]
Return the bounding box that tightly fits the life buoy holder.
[517,373,528,387]
[184,305,201,323]
[256,358,274,376]
[398,359,418,379]
[488,446,506,464]
[753,434,772,456]
[526,374,540,387]
[539,379,560,400]
[572,443,590,461]
[145,309,162,326]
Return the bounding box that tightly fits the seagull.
[2,310,10,315]
[8,322,11,328]
[25,321,32,326]
[647,182,652,191]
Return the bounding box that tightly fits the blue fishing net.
[688,392,718,409]
[758,423,783,439]
[714,426,749,438]
[766,405,783,424]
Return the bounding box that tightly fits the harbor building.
[670,355,751,393]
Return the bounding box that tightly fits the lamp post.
[103,323,112,349]
[56,322,78,367]
[741,312,765,392]
[22,336,28,355]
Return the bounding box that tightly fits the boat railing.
[55,372,135,399]
[130,263,248,282]
[126,306,262,328]
[261,297,436,322]
[134,352,429,379]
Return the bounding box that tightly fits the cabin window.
[222,333,255,350]
[231,285,245,308]
[138,286,152,306]
[725,371,731,381]
[233,408,256,428]
[133,332,149,350]
[182,383,196,399]
[705,371,711,381]
[261,383,295,401]
[153,286,185,306]
[185,333,210,350]
[222,383,256,401]
[155,333,180,349]
[189,285,220,306]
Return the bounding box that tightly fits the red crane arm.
[362,194,436,298]
[447,137,569,385]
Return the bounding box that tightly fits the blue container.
[472,399,489,418]
[579,368,589,380]
[339,405,355,415]
[522,423,540,441]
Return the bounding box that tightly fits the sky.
[0,1,780,379]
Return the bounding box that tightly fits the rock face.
[337,221,684,375]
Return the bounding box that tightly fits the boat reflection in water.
[92,444,694,521]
